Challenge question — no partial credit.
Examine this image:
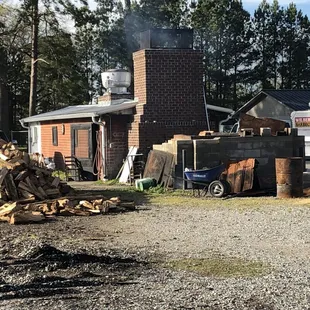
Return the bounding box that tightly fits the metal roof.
[230,89,310,119]
[21,99,138,123]
[263,90,310,111]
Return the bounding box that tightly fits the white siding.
[29,122,41,154]
[247,96,293,124]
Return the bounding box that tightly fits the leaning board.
[119,146,138,183]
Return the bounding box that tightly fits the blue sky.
[6,0,310,19]
[242,0,310,16]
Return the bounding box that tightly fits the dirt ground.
[0,182,309,310]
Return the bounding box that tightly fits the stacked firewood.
[0,196,135,224]
[0,140,71,203]
[0,140,135,224]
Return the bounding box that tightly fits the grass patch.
[70,182,310,209]
[96,179,120,186]
[52,170,66,180]
[164,257,268,278]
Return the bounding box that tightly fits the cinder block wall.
[129,49,207,157]
[193,136,305,189]
[154,135,305,189]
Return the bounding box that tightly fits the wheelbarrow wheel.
[209,180,226,198]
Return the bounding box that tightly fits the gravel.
[0,193,309,310]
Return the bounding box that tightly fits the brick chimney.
[129,29,207,155]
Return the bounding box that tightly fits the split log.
[0,202,21,216]
[119,201,136,210]
[22,152,30,165]
[38,175,47,187]
[51,177,60,188]
[0,153,9,161]
[44,201,58,215]
[18,187,35,200]
[16,196,36,204]
[59,208,90,216]
[0,158,16,169]
[92,199,104,206]
[98,201,110,214]
[45,188,60,197]
[79,200,95,210]
[8,150,22,160]
[57,199,74,209]
[0,167,9,186]
[31,166,52,176]
[37,186,48,199]
[10,211,45,225]
[87,209,101,214]
[3,148,10,157]
[0,189,8,201]
[109,197,121,205]
[25,177,45,200]
[0,216,9,222]
[4,173,19,200]
[14,170,30,182]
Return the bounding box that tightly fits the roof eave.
[21,100,138,124]
[230,91,268,119]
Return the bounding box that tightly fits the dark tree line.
[1,0,310,129]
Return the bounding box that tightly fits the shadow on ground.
[69,182,151,205]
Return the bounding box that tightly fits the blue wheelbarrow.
[184,164,229,197]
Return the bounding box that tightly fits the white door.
[29,124,41,154]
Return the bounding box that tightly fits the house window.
[74,130,78,147]
[33,127,38,143]
[52,126,58,146]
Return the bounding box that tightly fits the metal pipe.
[182,149,187,190]
[19,120,30,153]
[19,119,29,129]
[203,85,210,131]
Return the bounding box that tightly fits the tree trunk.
[29,0,39,117]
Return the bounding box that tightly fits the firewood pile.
[0,196,135,225]
[0,140,71,204]
[0,140,135,224]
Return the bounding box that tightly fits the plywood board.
[119,147,138,183]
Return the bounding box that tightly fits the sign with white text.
[295,117,310,127]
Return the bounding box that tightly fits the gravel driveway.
[0,185,309,310]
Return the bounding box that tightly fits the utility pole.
[29,0,39,117]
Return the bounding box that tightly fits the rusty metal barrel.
[275,157,303,198]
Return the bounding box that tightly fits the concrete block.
[237,143,253,149]
[194,139,221,170]
[227,150,245,157]
[256,158,269,165]
[253,142,263,148]
[261,149,276,157]
[243,150,261,158]
[240,128,254,137]
[260,127,271,136]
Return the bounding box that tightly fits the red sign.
[295,117,310,127]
